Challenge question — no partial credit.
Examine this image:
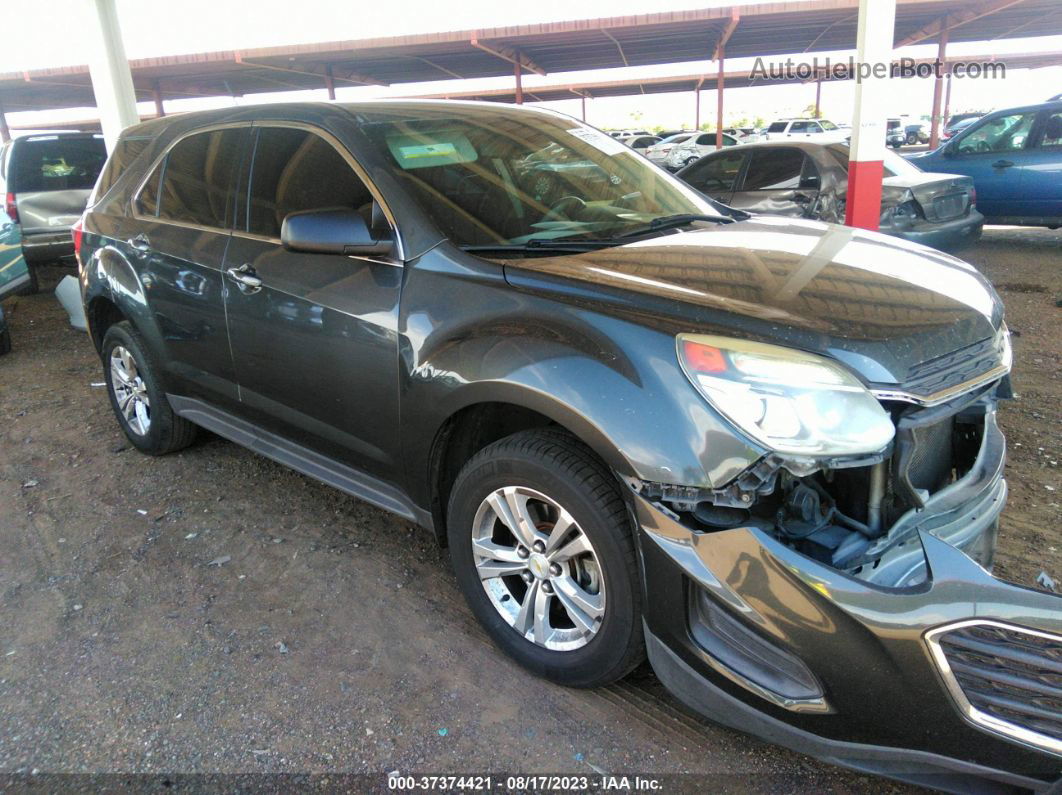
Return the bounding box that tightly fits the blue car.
[908,100,1062,228]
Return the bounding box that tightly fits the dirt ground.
[0,228,1059,789]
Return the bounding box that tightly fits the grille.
[927,621,1062,754]
[932,192,968,221]
[903,335,1001,398]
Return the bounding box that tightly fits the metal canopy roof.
[414,51,1062,104]
[2,0,1060,113]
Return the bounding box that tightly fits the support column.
[943,68,953,129]
[815,78,822,118]
[325,65,336,101]
[715,55,725,148]
[845,0,897,231]
[152,80,165,118]
[514,63,523,105]
[695,87,701,129]
[0,96,10,144]
[86,0,139,151]
[928,27,949,149]
[581,95,586,121]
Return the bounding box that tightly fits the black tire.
[0,327,10,356]
[447,429,644,688]
[17,265,39,296]
[101,321,196,455]
[906,132,918,145]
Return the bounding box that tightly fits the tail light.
[969,186,977,207]
[4,192,17,224]
[72,217,85,271]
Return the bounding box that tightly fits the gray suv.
[78,101,1060,790]
[1,132,107,291]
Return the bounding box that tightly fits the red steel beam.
[929,27,948,148]
[470,38,546,76]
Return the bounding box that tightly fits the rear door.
[941,109,1037,219]
[222,123,403,481]
[729,147,819,216]
[678,149,747,204]
[1016,107,1062,223]
[127,125,250,406]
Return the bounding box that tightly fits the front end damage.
[632,383,1062,789]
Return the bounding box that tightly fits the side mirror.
[281,207,393,256]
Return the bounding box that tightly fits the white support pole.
[86,0,139,152]
[845,0,897,231]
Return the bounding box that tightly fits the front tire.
[101,321,196,455]
[447,430,644,688]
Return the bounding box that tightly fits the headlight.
[677,334,895,457]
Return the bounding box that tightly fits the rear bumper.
[633,409,1062,789]
[892,209,984,251]
[22,231,75,264]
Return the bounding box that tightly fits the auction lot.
[0,228,1059,787]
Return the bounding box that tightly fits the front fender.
[398,251,765,509]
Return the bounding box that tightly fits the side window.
[696,134,714,146]
[91,137,150,205]
[800,155,821,189]
[956,112,1037,154]
[156,129,244,229]
[1038,111,1062,148]
[806,122,823,134]
[740,148,805,191]
[789,121,809,134]
[246,127,373,239]
[682,151,745,194]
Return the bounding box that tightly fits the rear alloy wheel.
[448,430,644,687]
[101,321,197,455]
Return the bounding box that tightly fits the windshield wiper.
[618,213,734,238]
[461,238,622,254]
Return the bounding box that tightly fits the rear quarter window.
[9,136,107,193]
[90,137,151,205]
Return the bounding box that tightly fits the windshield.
[357,106,723,248]
[820,120,839,131]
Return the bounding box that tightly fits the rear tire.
[101,321,196,455]
[447,429,644,688]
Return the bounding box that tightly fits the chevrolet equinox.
[77,102,1061,789]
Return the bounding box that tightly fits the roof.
[2,0,1061,114]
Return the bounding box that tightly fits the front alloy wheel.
[472,486,605,651]
[447,430,644,688]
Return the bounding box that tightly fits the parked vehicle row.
[77,100,1058,791]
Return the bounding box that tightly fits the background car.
[678,140,983,250]
[887,118,906,148]
[665,131,741,170]
[905,121,930,145]
[0,131,107,293]
[644,132,697,166]
[617,134,662,154]
[762,118,843,141]
[909,100,1062,228]
[942,116,980,140]
[0,202,27,355]
[722,126,762,143]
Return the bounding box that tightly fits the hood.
[500,216,1005,388]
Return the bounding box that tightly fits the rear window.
[90,137,151,205]
[10,135,107,193]
[156,129,245,229]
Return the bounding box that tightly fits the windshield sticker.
[566,128,630,157]
[386,133,478,169]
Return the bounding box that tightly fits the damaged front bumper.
[632,410,1062,790]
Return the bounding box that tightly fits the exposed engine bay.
[639,381,1006,587]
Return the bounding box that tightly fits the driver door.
[222,124,403,483]
[944,110,1036,219]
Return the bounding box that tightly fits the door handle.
[126,233,151,252]
[992,160,1014,169]
[226,264,262,292]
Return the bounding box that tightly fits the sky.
[4,0,1062,132]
